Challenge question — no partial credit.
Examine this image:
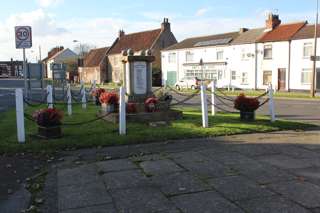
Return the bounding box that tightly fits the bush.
[234,93,260,112]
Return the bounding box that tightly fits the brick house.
[107,18,177,85]
[79,47,109,84]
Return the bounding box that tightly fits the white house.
[161,31,241,88]
[290,24,320,91]
[45,48,78,79]
[228,28,265,89]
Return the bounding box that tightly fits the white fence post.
[47,85,53,109]
[119,86,126,135]
[67,83,72,116]
[201,85,209,128]
[211,81,216,116]
[81,83,87,109]
[268,84,276,122]
[15,88,25,143]
[92,80,97,102]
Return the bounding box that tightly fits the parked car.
[0,74,9,78]
[174,77,200,90]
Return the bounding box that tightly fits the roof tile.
[83,47,109,67]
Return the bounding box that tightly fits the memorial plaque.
[133,61,147,95]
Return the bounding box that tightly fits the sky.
[0,0,317,61]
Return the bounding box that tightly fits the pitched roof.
[231,28,266,45]
[165,31,240,51]
[108,29,162,54]
[258,22,306,42]
[48,48,77,60]
[292,24,320,40]
[83,47,109,67]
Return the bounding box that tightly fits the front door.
[166,71,177,86]
[316,69,320,91]
[278,68,286,91]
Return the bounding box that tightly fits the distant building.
[42,47,78,79]
[79,47,109,84]
[106,18,177,85]
[0,59,23,77]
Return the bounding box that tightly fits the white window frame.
[301,68,312,85]
[303,42,313,59]
[216,50,224,60]
[241,72,248,85]
[168,53,176,64]
[231,71,237,80]
[263,44,272,60]
[185,51,194,62]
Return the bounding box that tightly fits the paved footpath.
[37,129,320,213]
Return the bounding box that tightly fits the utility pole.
[39,46,42,61]
[311,0,319,97]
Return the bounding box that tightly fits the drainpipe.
[254,43,258,90]
[288,41,291,92]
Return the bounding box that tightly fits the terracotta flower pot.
[240,111,255,121]
[38,126,62,139]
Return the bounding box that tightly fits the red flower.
[234,93,260,112]
[99,92,119,105]
[33,108,63,127]
[126,102,137,113]
[145,97,158,112]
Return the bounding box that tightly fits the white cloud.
[195,8,210,17]
[36,0,63,8]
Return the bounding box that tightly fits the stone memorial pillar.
[122,49,155,103]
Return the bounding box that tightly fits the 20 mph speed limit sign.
[15,26,32,49]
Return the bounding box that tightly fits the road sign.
[311,56,320,61]
[15,26,32,49]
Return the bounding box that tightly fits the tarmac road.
[0,79,319,125]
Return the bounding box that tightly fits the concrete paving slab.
[237,196,311,213]
[151,172,211,196]
[102,169,150,190]
[58,181,112,211]
[256,155,314,169]
[60,203,117,213]
[171,191,245,213]
[268,180,320,208]
[111,187,178,213]
[139,159,184,176]
[96,159,138,173]
[58,164,99,187]
[208,175,274,201]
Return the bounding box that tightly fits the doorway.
[278,68,286,91]
[316,68,320,91]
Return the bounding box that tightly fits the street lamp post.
[311,0,319,97]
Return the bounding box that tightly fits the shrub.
[234,93,260,112]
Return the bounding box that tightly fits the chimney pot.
[161,18,171,31]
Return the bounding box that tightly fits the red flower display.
[99,92,119,105]
[234,93,260,112]
[145,97,158,112]
[126,102,137,114]
[92,88,105,98]
[32,108,63,127]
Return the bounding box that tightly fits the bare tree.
[73,43,96,58]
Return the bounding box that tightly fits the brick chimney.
[239,28,249,34]
[118,30,125,39]
[266,13,281,30]
[161,18,171,31]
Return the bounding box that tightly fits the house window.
[186,51,194,62]
[241,72,248,84]
[303,43,313,58]
[263,45,272,59]
[301,69,312,84]
[231,71,236,80]
[168,53,176,63]
[263,71,272,85]
[218,70,223,80]
[216,51,223,60]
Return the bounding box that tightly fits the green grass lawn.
[0,104,314,154]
